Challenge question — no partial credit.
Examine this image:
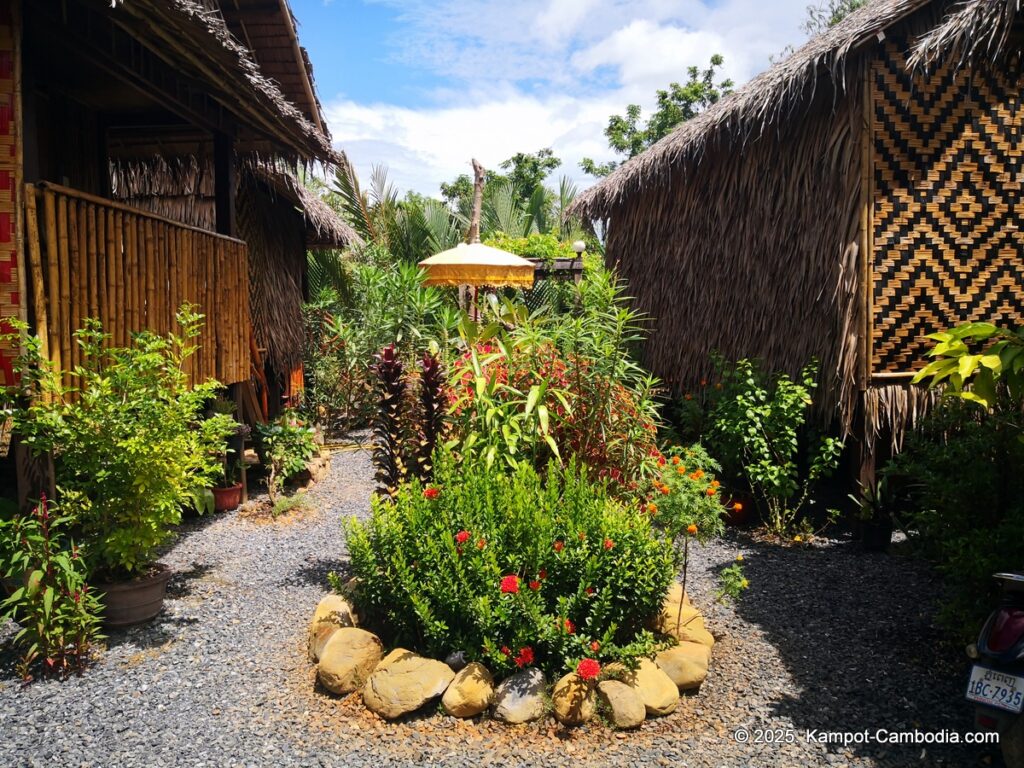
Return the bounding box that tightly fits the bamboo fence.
[24,181,251,386]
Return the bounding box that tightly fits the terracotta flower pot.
[212,482,243,512]
[96,563,172,628]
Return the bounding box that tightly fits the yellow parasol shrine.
[418,242,535,288]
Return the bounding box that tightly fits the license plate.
[967,665,1024,714]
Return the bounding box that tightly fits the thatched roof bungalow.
[570,0,1024,474]
[0,0,357,412]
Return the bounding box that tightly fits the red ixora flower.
[423,487,440,500]
[590,641,601,653]
[501,646,511,657]
[500,575,520,594]
[564,618,575,635]
[528,580,541,591]
[514,646,534,667]
[538,569,547,580]
[455,530,470,544]
[476,538,487,550]
[603,539,614,551]
[553,540,565,553]
[576,658,601,681]
[585,586,595,596]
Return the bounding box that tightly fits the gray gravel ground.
[0,449,997,767]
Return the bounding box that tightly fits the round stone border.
[306,581,715,730]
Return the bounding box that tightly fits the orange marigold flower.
[687,524,698,536]
[671,456,681,465]
[684,393,693,401]
[647,503,658,515]
[733,501,744,511]
[660,485,671,495]
[677,465,686,474]
[706,487,717,497]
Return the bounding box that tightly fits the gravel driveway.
[0,449,995,767]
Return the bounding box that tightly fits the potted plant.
[1,306,233,627]
[212,457,244,512]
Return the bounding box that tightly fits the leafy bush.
[255,411,317,503]
[2,309,233,579]
[646,444,727,542]
[483,232,575,262]
[703,357,843,536]
[342,453,675,678]
[303,262,459,435]
[0,496,103,679]
[884,400,1024,638]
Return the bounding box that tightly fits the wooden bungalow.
[0,0,356,494]
[569,0,1024,479]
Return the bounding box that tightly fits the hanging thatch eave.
[569,0,1021,220]
[108,0,338,165]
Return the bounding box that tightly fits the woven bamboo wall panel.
[25,182,251,386]
[871,40,1024,372]
[0,5,19,387]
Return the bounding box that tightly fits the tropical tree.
[580,56,733,177]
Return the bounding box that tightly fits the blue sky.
[290,0,814,196]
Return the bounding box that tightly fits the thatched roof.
[109,155,359,249]
[570,0,1020,218]
[110,0,338,164]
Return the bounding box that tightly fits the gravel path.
[0,449,995,767]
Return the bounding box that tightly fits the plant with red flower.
[500,575,520,594]
[528,580,541,591]
[590,641,601,653]
[514,646,534,668]
[585,586,595,596]
[538,569,547,580]
[564,618,575,634]
[553,540,564,553]
[576,658,601,681]
[423,486,440,500]
[455,530,470,544]
[476,538,486,550]
[603,538,614,550]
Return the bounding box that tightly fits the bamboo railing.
[23,182,251,386]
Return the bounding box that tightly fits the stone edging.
[306,582,714,729]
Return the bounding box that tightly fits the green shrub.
[2,308,233,579]
[342,453,675,678]
[703,357,843,536]
[255,411,317,503]
[884,400,1024,639]
[0,496,103,680]
[647,444,727,542]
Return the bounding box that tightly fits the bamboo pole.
[104,209,116,345]
[97,206,108,340]
[144,219,156,331]
[57,194,71,389]
[69,200,82,374]
[113,210,124,347]
[24,187,49,362]
[131,216,142,335]
[42,189,60,372]
[86,204,98,325]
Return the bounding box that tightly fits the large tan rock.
[317,628,383,695]
[551,672,596,726]
[655,641,711,690]
[441,662,494,718]
[492,668,547,724]
[362,649,455,719]
[650,583,715,649]
[597,680,646,729]
[607,659,679,717]
[308,594,358,661]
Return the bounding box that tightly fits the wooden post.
[465,158,485,245]
[24,187,48,362]
[214,132,236,237]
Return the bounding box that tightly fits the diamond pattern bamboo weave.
[871,39,1024,372]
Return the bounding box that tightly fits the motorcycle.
[968,573,1024,767]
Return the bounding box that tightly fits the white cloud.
[328,0,812,196]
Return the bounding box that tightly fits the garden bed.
[0,450,986,767]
